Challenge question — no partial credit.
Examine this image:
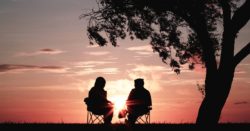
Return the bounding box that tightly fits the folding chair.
[136,111,150,124]
[124,106,152,124]
[84,97,104,124]
[86,111,104,124]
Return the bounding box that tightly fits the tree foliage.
[81,0,249,74]
[81,0,232,74]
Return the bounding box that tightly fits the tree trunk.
[196,67,235,124]
[195,1,237,123]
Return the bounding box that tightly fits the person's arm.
[103,91,113,104]
[149,92,152,106]
[126,90,134,106]
[147,91,152,108]
[106,97,113,104]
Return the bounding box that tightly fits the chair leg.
[87,111,89,124]
[86,111,104,124]
[135,112,150,124]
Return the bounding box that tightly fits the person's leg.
[127,108,150,124]
[103,106,113,124]
[127,113,138,124]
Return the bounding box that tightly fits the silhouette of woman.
[85,77,114,124]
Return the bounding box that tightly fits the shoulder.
[144,88,150,94]
[89,87,96,91]
[100,89,107,95]
[89,87,94,92]
[131,88,137,92]
[129,89,136,94]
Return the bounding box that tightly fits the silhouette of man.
[126,78,152,124]
[84,77,114,124]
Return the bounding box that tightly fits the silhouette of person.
[126,78,152,124]
[84,77,114,124]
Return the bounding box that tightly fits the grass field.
[1,123,250,131]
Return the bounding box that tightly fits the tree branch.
[233,42,250,67]
[231,0,250,35]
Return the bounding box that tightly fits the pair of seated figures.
[84,77,152,124]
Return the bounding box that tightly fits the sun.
[109,95,127,112]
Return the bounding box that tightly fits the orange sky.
[0,0,249,123]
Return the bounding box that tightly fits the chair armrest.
[84,97,90,105]
[84,98,87,102]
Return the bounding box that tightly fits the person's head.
[134,78,144,89]
[94,76,106,89]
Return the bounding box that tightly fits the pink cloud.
[0,64,68,74]
[15,48,64,57]
[126,45,152,52]
[76,67,119,75]
[234,101,248,105]
[85,51,110,56]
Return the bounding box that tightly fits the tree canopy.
[82,0,249,74]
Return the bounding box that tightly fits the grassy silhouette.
[1,123,250,131]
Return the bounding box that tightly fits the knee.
[109,106,114,112]
[128,114,136,119]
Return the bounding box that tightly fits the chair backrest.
[84,97,104,124]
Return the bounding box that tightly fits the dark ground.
[1,123,250,131]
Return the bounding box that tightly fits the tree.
[82,0,250,124]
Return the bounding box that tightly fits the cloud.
[135,51,153,55]
[76,79,95,93]
[134,56,151,58]
[127,64,198,92]
[127,45,154,56]
[72,60,119,76]
[130,64,192,75]
[106,79,133,95]
[127,45,152,52]
[85,51,110,56]
[162,79,202,86]
[235,70,247,74]
[74,61,115,68]
[0,64,68,74]
[128,71,162,92]
[16,48,65,57]
[77,61,115,65]
[76,67,119,75]
[106,56,118,61]
[133,55,153,60]
[127,64,173,92]
[234,101,248,105]
[239,63,250,66]
[131,64,170,72]
[86,44,99,48]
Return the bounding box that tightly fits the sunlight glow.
[109,95,128,123]
[110,95,127,113]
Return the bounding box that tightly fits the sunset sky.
[0,0,249,123]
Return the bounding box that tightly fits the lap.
[128,108,150,116]
[88,105,113,115]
